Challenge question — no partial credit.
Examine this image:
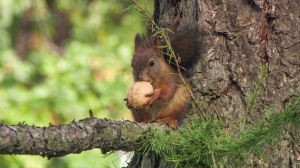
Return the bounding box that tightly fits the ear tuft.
[153,38,163,47]
[153,38,164,58]
[135,33,144,51]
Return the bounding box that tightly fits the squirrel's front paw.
[124,98,137,112]
[143,90,160,108]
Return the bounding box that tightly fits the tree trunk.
[129,0,300,167]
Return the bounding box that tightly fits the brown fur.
[126,34,191,128]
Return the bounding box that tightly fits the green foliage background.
[0,0,153,167]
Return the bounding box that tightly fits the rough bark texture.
[129,0,300,167]
[0,117,170,159]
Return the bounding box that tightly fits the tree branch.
[0,117,170,159]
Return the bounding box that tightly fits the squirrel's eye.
[149,60,155,66]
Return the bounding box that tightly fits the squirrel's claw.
[156,117,178,129]
[143,90,160,108]
[125,98,137,112]
[145,92,154,97]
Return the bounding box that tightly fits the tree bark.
[0,117,170,159]
[129,0,300,167]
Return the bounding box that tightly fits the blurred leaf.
[0,0,153,167]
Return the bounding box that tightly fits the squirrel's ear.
[135,33,143,51]
[153,38,163,47]
[153,38,163,57]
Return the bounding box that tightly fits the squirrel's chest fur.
[142,84,190,122]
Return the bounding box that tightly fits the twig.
[209,147,217,168]
[89,109,94,118]
[133,0,208,121]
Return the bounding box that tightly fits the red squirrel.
[125,31,193,128]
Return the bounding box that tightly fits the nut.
[127,82,153,109]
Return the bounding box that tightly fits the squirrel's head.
[132,33,166,85]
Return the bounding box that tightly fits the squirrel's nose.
[137,76,144,82]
